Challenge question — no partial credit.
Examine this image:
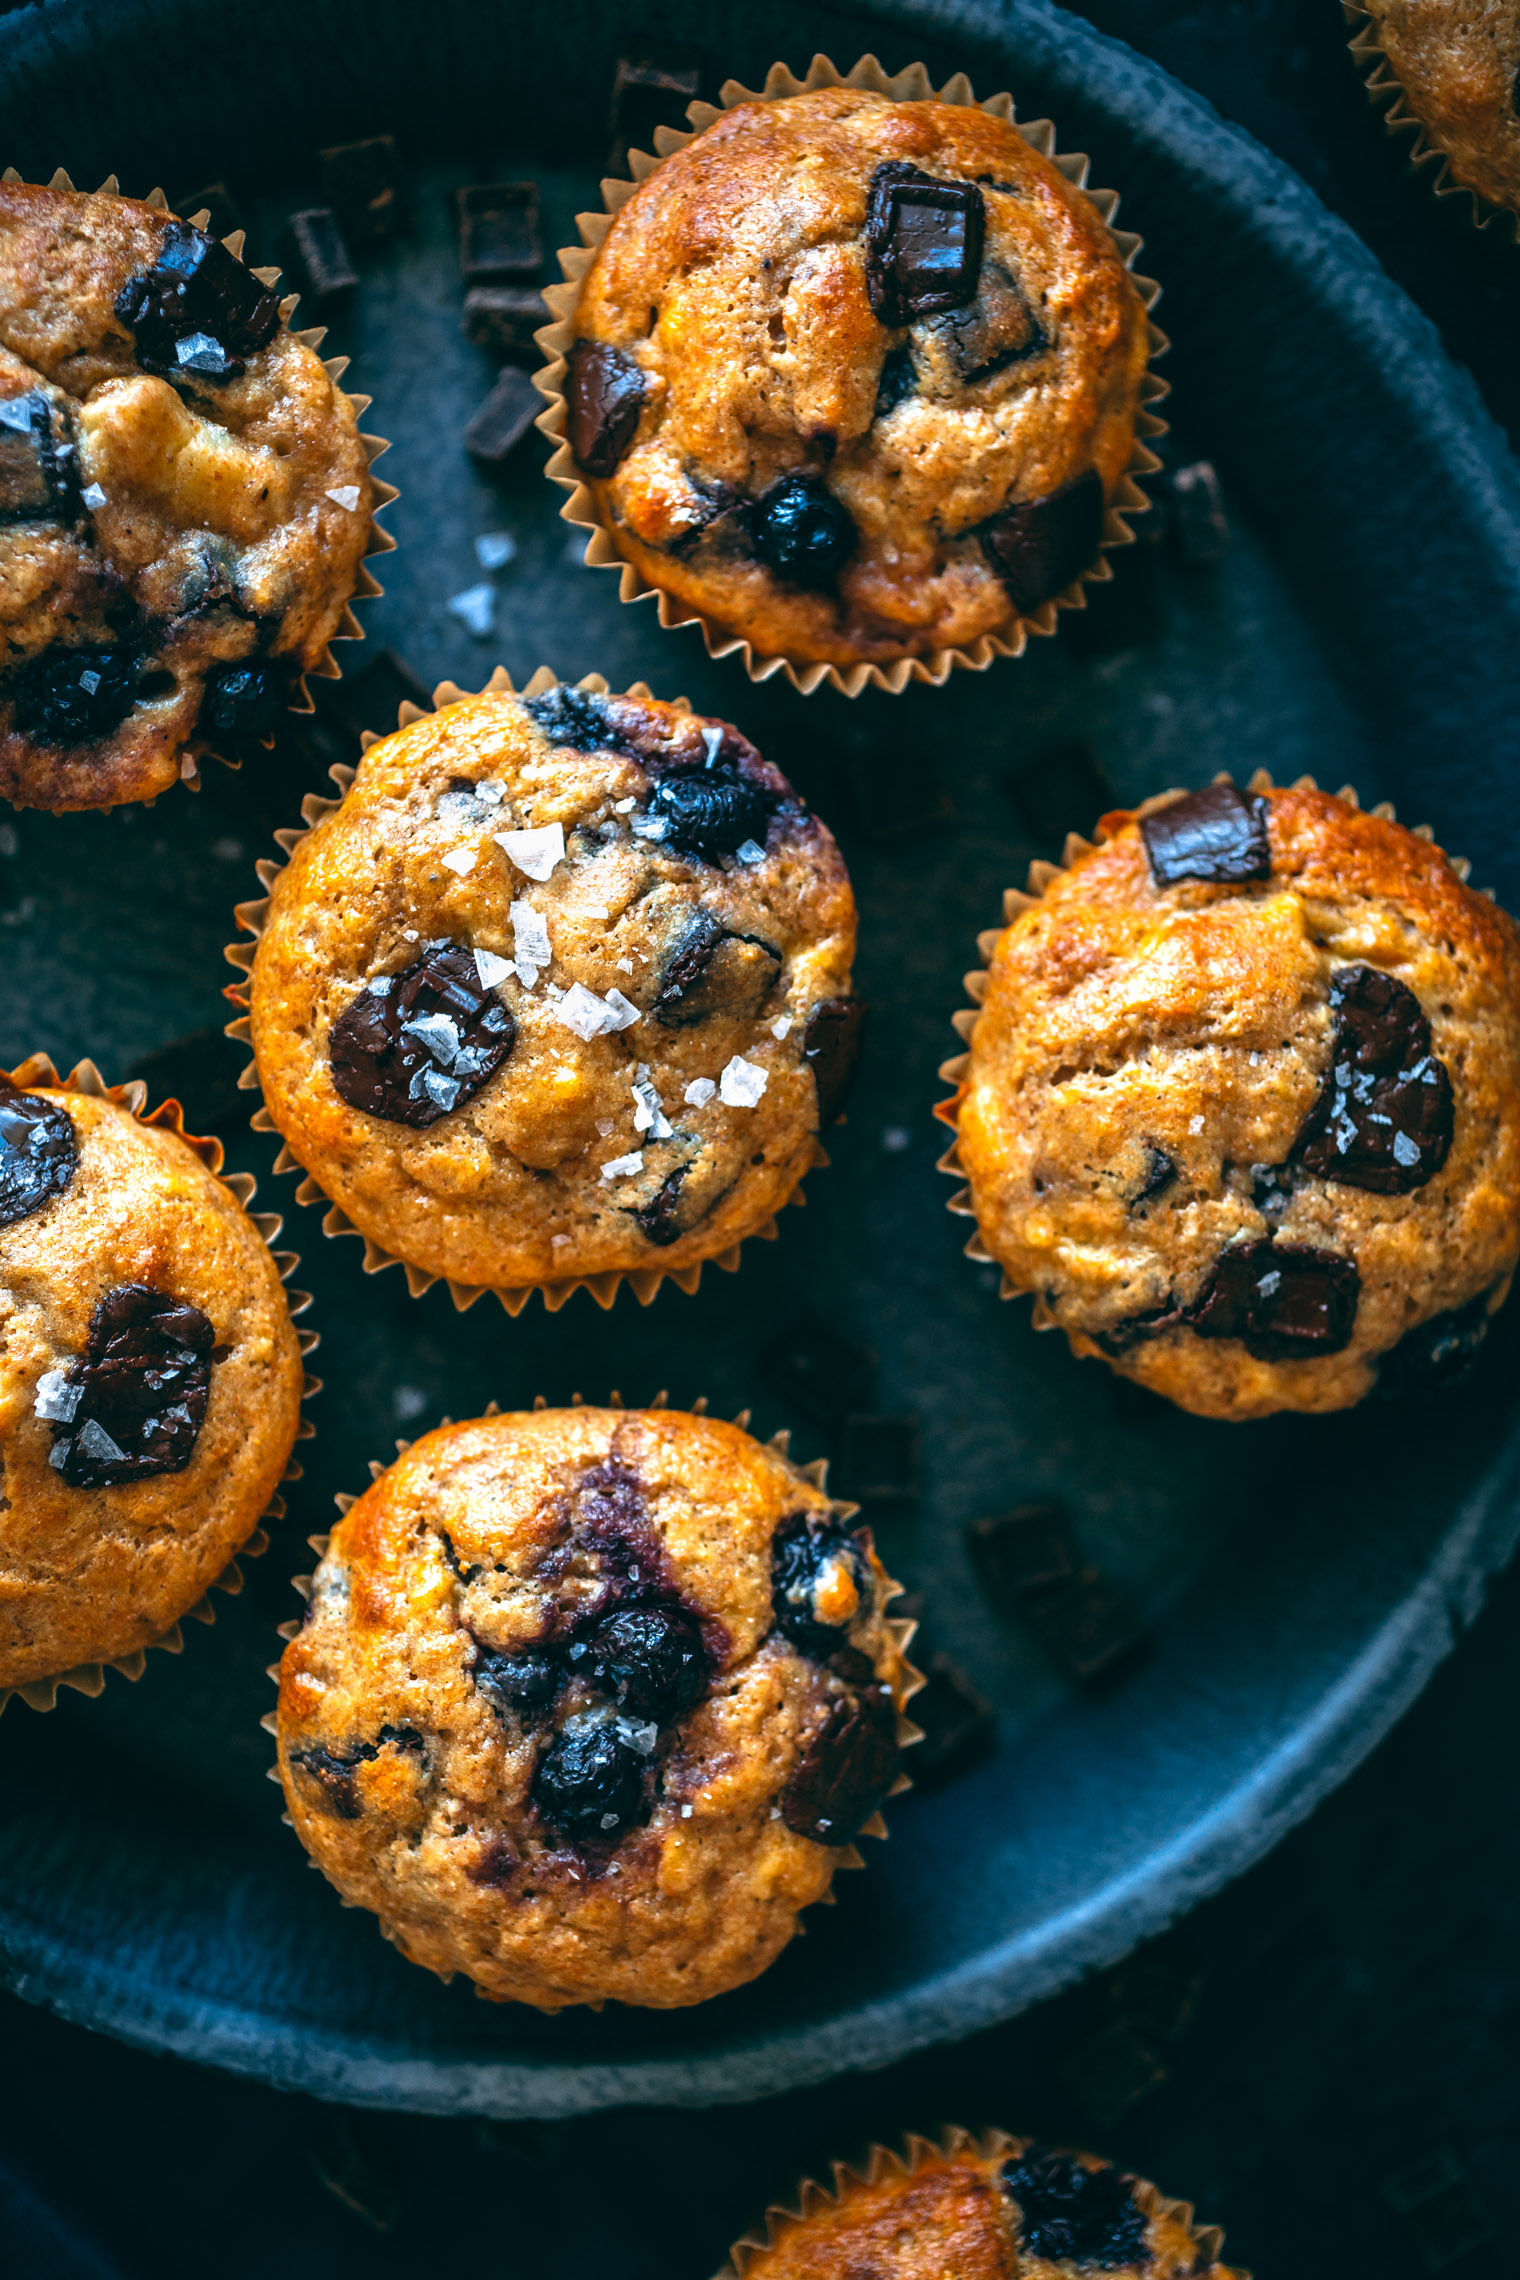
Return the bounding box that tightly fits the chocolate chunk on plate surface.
[285,208,358,300]
[1021,1567,1145,1685]
[979,469,1105,614]
[761,1308,876,1429]
[462,285,550,362]
[456,182,542,283]
[564,338,646,477]
[318,136,399,245]
[966,1501,1078,1607]
[463,366,543,465]
[610,47,702,168]
[864,162,985,326]
[1140,780,1270,888]
[905,1653,995,1787]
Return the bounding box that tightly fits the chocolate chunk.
[462,285,551,362]
[47,1283,215,1488]
[1251,1160,1296,1218]
[328,944,516,1127]
[1140,780,1270,888]
[652,913,782,1027]
[474,1646,563,1720]
[1296,963,1454,1194]
[285,208,358,300]
[1001,2150,1147,2267]
[564,338,646,478]
[1378,1293,1497,1397]
[1189,1237,1360,1360]
[781,1681,899,1844]
[761,1309,877,1429]
[804,996,865,1126]
[1384,2152,1494,2269]
[750,475,856,587]
[574,1604,708,1721]
[966,1502,1078,1608]
[1022,1568,1145,1686]
[1133,1145,1177,1207]
[772,1513,871,1659]
[874,346,917,418]
[201,659,293,740]
[0,389,75,525]
[456,183,542,283]
[463,365,543,466]
[291,1725,423,1821]
[318,136,399,246]
[0,1085,76,1227]
[10,645,140,747]
[1169,459,1229,566]
[648,769,779,864]
[835,1413,919,1505]
[531,1721,651,1843]
[610,48,702,168]
[468,1836,520,1888]
[628,1158,730,1247]
[172,182,242,242]
[114,219,280,379]
[864,162,985,327]
[907,1653,995,1787]
[980,469,1105,614]
[925,259,1046,382]
[523,683,622,752]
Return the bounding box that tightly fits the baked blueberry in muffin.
[555,83,1151,672]
[719,2130,1243,2279]
[945,779,1520,1419]
[0,180,379,810]
[0,1061,306,1695]
[238,679,862,1302]
[274,1405,914,2010]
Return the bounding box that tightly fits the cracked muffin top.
[950,779,1520,1420]
[1360,1,1520,216]
[0,1078,305,1690]
[729,2136,1242,2280]
[243,682,861,1297]
[0,180,375,812]
[562,86,1150,670]
[276,1406,911,2011]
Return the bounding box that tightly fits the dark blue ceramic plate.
[2,0,1519,2119]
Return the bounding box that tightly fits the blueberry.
[581,1605,708,1721]
[874,347,917,418]
[10,645,139,746]
[474,1646,563,1719]
[531,1722,651,1843]
[648,768,778,863]
[0,1086,76,1228]
[750,476,856,588]
[771,1513,870,1659]
[201,659,292,739]
[1378,1294,1496,1397]
[999,2150,1147,2268]
[523,683,623,751]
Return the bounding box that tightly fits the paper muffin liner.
[934,770,1492,1308]
[224,665,839,1317]
[714,2124,1241,2278]
[0,166,398,791]
[1344,5,1520,240]
[261,1396,925,1980]
[534,52,1169,698]
[0,1051,320,1717]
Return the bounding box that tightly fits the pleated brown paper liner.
[714,2125,1243,2278]
[224,666,836,1318]
[1344,5,1520,240]
[261,1397,925,1987]
[0,1052,320,1717]
[0,167,398,788]
[533,52,1169,697]
[934,771,1490,1307]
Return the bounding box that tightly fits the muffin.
[0,1060,306,1695]
[720,2129,1242,2278]
[548,74,1153,678]
[0,177,381,812]
[274,1404,914,2010]
[944,777,1520,1420]
[237,677,861,1306]
[1350,2,1520,221]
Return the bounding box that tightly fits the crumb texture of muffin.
[276,1405,910,2011]
[0,181,375,811]
[952,780,1520,1420]
[0,1081,305,1687]
[563,84,1150,668]
[244,681,860,1297]
[1360,1,1520,214]
[725,2132,1243,2279]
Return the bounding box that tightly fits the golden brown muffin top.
[954,781,1520,1419]
[245,683,859,1295]
[0,1083,305,1687]
[277,1407,909,2011]
[1362,1,1520,215]
[734,2138,1241,2279]
[568,88,1149,667]
[0,182,374,810]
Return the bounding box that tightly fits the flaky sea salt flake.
[602,987,641,1032]
[736,838,765,865]
[497,822,565,881]
[684,1077,716,1107]
[720,1054,767,1108]
[472,946,513,991]
[474,530,516,570]
[771,1015,793,1039]
[81,481,107,510]
[600,1151,644,1181]
[33,1367,80,1422]
[447,581,496,637]
[326,484,362,511]
[441,843,476,876]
